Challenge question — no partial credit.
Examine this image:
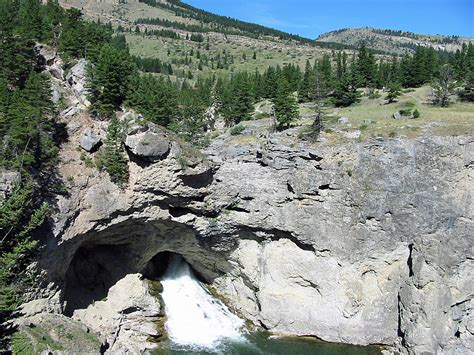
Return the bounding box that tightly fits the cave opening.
[141,250,208,284]
[63,243,135,317]
[62,241,217,318]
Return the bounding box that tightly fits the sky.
[185,0,474,39]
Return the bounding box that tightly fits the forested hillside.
[0,1,122,348]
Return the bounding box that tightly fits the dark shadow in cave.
[141,250,208,284]
[63,244,134,317]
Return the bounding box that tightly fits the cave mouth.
[63,247,212,317]
[63,243,135,317]
[141,251,208,284]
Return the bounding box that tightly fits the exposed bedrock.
[22,122,473,353]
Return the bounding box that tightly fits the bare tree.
[432,64,457,107]
[312,71,329,140]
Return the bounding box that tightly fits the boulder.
[393,111,402,120]
[80,128,102,152]
[338,117,350,124]
[124,123,171,162]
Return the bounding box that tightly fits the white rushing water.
[160,255,245,349]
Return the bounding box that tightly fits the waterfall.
[160,255,245,349]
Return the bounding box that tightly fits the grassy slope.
[297,86,474,142]
[60,0,334,79]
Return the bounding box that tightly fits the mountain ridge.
[317,27,473,54]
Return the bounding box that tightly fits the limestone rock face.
[124,123,171,162]
[72,274,162,353]
[66,59,91,107]
[22,113,473,354]
[0,169,19,201]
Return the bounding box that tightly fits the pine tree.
[263,66,277,99]
[0,35,37,88]
[355,43,377,87]
[319,54,334,91]
[2,73,57,170]
[88,44,136,118]
[172,94,207,146]
[99,116,129,186]
[332,65,361,107]
[299,60,313,102]
[17,0,44,40]
[273,77,299,130]
[335,51,348,82]
[0,0,19,36]
[126,74,178,126]
[459,43,474,101]
[221,72,254,125]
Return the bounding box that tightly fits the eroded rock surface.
[20,113,473,354]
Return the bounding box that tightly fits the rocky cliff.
[15,49,473,354]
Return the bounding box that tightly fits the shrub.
[230,124,245,135]
[413,109,420,119]
[399,109,412,116]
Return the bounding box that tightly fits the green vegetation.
[11,316,100,354]
[88,44,137,117]
[230,124,245,136]
[432,64,456,107]
[386,83,402,103]
[11,326,64,354]
[0,0,116,348]
[273,78,299,129]
[137,0,316,44]
[331,85,474,141]
[96,116,129,186]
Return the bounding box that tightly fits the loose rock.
[124,123,171,162]
[80,128,102,152]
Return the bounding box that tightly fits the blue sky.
[185,0,474,39]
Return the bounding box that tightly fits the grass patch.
[330,85,474,141]
[12,326,64,354]
[255,112,269,120]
